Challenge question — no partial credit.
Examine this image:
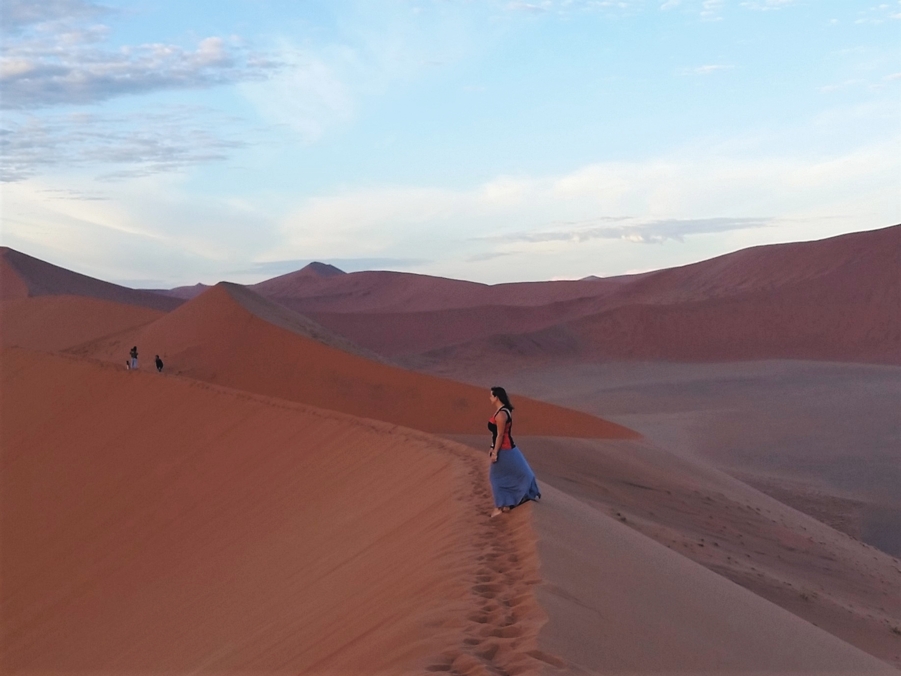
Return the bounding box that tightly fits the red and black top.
[488,407,515,451]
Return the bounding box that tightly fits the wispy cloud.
[0,107,245,181]
[2,31,279,109]
[683,64,734,75]
[0,0,109,33]
[700,0,724,20]
[489,216,775,244]
[740,0,797,10]
[505,1,552,13]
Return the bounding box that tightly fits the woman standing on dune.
[488,387,541,518]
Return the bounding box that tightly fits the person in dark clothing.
[155,355,164,372]
[129,346,138,370]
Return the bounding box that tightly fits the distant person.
[129,346,138,370]
[125,360,131,370]
[487,387,541,518]
[155,355,164,372]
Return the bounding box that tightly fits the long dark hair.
[490,386,514,411]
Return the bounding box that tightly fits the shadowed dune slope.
[535,484,898,674]
[449,433,901,667]
[70,283,635,438]
[0,247,182,311]
[1,296,163,352]
[0,348,505,674]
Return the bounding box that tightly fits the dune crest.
[0,247,182,311]
[69,283,636,438]
[251,224,901,368]
[0,348,553,674]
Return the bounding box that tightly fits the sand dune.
[253,265,620,314]
[70,283,635,438]
[1,296,163,352]
[257,225,901,367]
[535,483,898,674]
[449,432,901,668]
[5,349,897,674]
[498,360,901,555]
[0,247,182,311]
[0,348,552,674]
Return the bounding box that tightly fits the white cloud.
[238,48,355,143]
[683,64,734,75]
[741,0,797,10]
[3,134,898,285]
[266,137,900,278]
[700,0,724,20]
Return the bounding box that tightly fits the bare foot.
[490,507,511,518]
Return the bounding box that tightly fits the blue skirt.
[489,446,541,509]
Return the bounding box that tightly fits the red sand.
[0,247,181,311]
[1,296,163,352]
[252,267,620,313]
[70,283,635,438]
[0,254,29,300]
[0,348,551,675]
[534,483,898,674]
[257,225,901,367]
[5,229,901,673]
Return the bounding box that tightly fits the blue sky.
[1,0,898,286]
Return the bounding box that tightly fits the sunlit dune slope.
[70,283,635,438]
[0,348,486,674]
[0,247,181,311]
[406,225,901,367]
[0,296,163,352]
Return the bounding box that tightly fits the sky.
[1,0,898,287]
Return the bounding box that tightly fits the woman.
[487,386,541,517]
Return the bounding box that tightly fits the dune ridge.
[252,225,901,368]
[0,247,182,311]
[68,282,636,439]
[0,348,553,675]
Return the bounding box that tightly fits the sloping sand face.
[449,433,901,669]
[0,349,547,675]
[70,284,635,439]
[0,247,181,312]
[288,225,901,368]
[535,484,899,675]
[1,296,163,352]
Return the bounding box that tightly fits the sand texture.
[67,283,635,439]
[258,225,900,367]
[0,247,182,311]
[1,348,552,675]
[1,296,163,352]
[3,227,900,674]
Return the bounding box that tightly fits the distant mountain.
[148,283,210,300]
